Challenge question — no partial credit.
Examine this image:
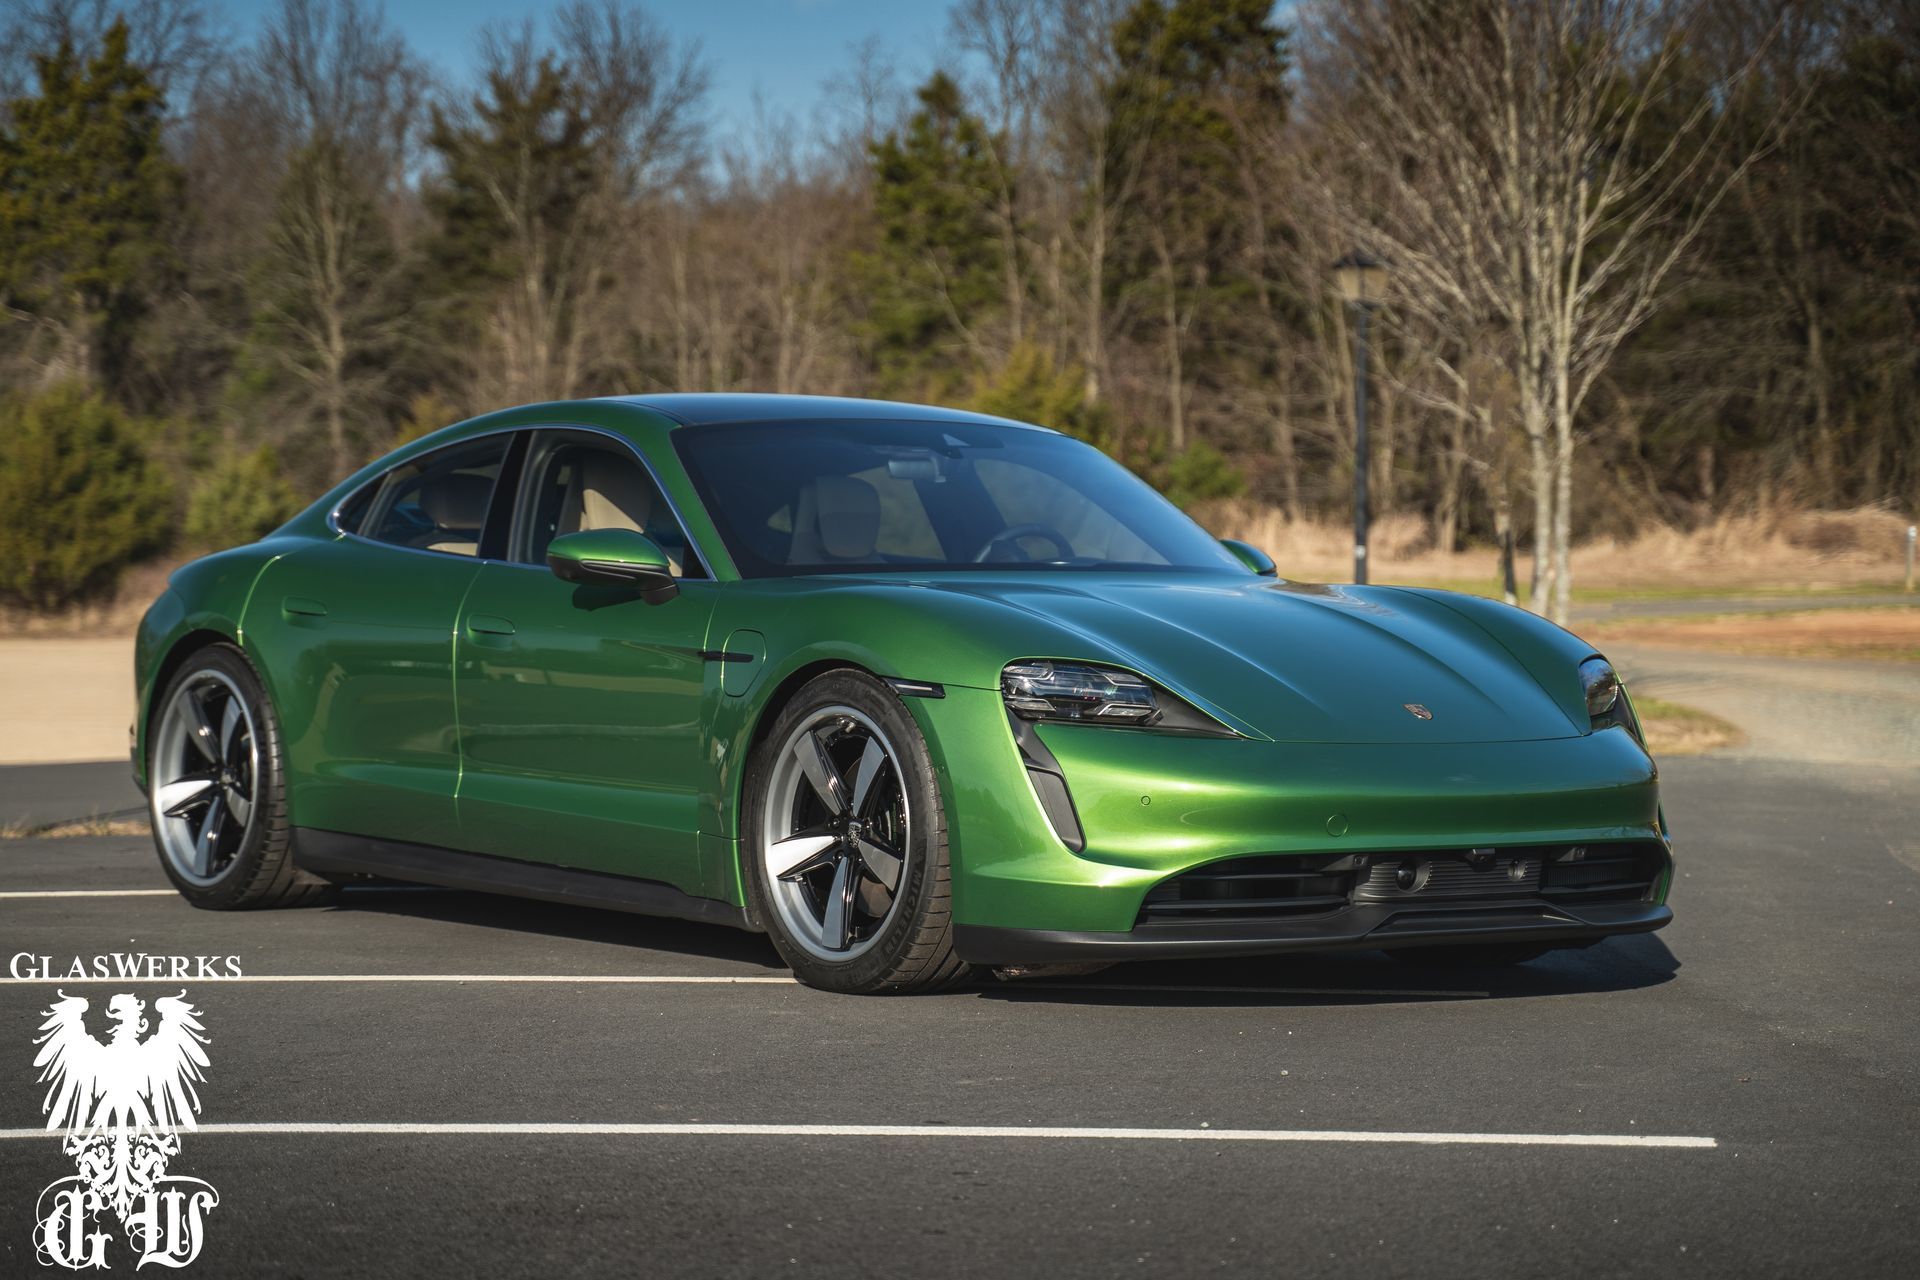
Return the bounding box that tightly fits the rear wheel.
[148,644,333,909]
[744,671,975,994]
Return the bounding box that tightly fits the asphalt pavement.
[1612,645,1920,767]
[0,760,142,830]
[1,750,1916,1278]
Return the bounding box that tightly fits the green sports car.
[134,394,1670,993]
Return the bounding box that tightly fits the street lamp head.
[1332,252,1388,307]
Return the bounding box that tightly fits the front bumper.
[908,685,1671,948]
[953,900,1671,965]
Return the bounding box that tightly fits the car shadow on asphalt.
[976,933,1681,1007]
[325,887,790,970]
[318,887,1680,1004]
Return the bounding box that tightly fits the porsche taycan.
[135,394,1671,992]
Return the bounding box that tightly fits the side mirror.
[546,529,679,603]
[1219,538,1278,577]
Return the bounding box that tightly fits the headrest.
[419,473,492,528]
[575,453,652,533]
[795,476,881,561]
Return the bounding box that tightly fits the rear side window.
[349,438,509,557]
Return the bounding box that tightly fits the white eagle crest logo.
[32,991,220,1270]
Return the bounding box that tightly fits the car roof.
[596,393,1048,432]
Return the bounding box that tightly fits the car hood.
[917,574,1587,745]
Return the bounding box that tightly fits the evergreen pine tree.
[859,72,1007,396]
[0,19,180,394]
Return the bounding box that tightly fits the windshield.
[673,419,1245,578]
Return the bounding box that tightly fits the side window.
[358,438,509,557]
[332,480,379,536]
[512,432,705,578]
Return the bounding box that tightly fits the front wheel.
[147,643,333,909]
[743,671,976,994]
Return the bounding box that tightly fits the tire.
[1384,943,1553,967]
[147,643,334,910]
[743,670,976,994]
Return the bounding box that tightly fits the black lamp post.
[1332,253,1387,584]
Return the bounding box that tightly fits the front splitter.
[952,900,1671,965]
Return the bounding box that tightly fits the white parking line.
[0,973,1486,997]
[0,889,176,898]
[0,1121,1716,1148]
[4,974,795,984]
[0,886,446,899]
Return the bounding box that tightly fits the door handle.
[282,596,328,618]
[465,614,516,637]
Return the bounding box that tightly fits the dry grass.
[0,558,183,637]
[1200,502,1916,597]
[1590,608,1920,663]
[0,813,149,839]
[1632,696,1743,757]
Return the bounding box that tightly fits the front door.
[453,429,718,894]
[243,435,512,846]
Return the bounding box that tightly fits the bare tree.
[1032,0,1138,405]
[249,0,425,178]
[951,0,1050,346]
[441,1,707,405]
[0,0,221,108]
[221,0,427,475]
[1302,0,1782,620]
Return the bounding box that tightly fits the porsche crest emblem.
[1403,703,1434,720]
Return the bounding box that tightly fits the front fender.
[131,543,292,788]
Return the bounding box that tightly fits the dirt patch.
[1591,609,1920,663]
[0,637,136,764]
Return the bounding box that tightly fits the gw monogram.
[31,991,220,1270]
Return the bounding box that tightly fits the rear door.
[452,428,718,893]
[244,435,512,846]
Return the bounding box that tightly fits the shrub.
[0,384,172,610]
[1159,439,1245,508]
[184,445,300,550]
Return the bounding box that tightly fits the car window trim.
[328,433,516,563]
[327,422,711,581]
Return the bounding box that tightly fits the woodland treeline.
[0,0,1915,619]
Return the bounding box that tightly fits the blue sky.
[226,0,948,139]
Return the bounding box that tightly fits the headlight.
[1002,661,1160,725]
[1579,656,1620,718]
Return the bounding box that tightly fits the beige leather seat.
[557,450,681,575]
[789,476,881,564]
[416,473,493,554]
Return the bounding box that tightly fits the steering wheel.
[972,523,1076,564]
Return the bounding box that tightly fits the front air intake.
[1138,855,1358,923]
